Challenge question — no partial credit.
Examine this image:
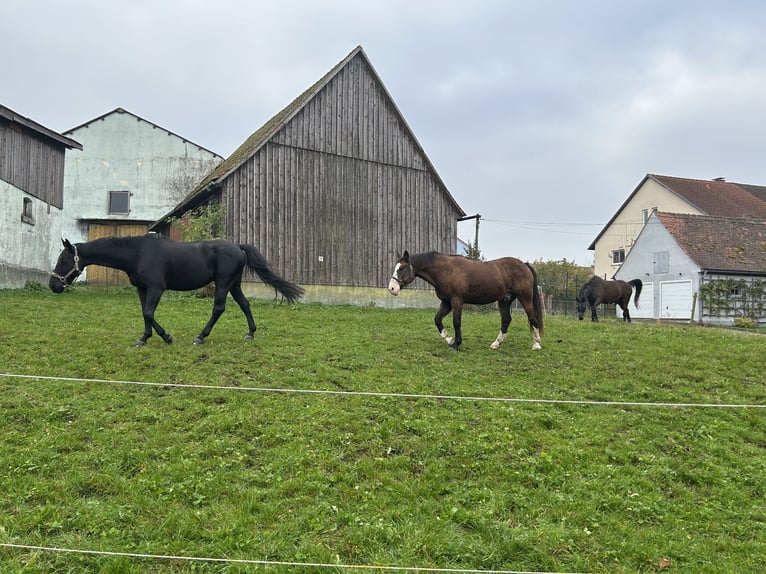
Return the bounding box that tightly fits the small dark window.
[21,197,35,225]
[611,249,625,265]
[109,191,130,214]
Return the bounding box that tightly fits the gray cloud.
[3,0,765,264]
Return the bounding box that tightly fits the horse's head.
[576,294,587,320]
[388,251,415,296]
[49,239,82,293]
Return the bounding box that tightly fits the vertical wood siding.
[222,53,460,288]
[0,122,66,208]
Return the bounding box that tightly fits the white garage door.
[660,280,693,319]
[624,282,654,319]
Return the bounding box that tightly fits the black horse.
[388,251,544,350]
[576,276,642,322]
[50,235,304,346]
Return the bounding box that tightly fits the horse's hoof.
[532,343,542,350]
[165,335,174,345]
[245,335,254,341]
[135,340,146,348]
[193,337,204,345]
[490,342,500,350]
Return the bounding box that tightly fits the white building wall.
[62,109,222,243]
[614,214,701,321]
[0,180,62,286]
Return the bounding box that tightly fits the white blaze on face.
[388,263,402,295]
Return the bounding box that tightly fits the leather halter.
[50,244,81,286]
[391,262,415,287]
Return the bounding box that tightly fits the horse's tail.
[525,262,544,336]
[239,244,304,304]
[629,278,642,309]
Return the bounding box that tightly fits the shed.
[62,108,223,285]
[0,104,82,287]
[615,212,766,324]
[152,46,465,305]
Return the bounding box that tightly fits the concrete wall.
[242,282,439,309]
[0,180,62,287]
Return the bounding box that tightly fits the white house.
[589,174,766,280]
[61,108,222,284]
[615,212,766,324]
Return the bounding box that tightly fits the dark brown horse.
[388,251,544,350]
[576,276,642,322]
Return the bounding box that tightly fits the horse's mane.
[88,234,165,251]
[411,251,441,267]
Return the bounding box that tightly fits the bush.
[733,316,757,329]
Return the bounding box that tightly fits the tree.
[167,202,225,241]
[532,258,592,315]
[465,240,484,261]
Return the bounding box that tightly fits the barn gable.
[154,46,465,294]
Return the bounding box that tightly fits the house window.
[611,249,625,265]
[642,207,657,224]
[21,197,35,225]
[108,191,131,214]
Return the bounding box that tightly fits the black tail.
[240,244,304,304]
[525,262,544,336]
[629,278,643,309]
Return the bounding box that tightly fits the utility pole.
[458,213,481,252]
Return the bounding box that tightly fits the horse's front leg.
[135,287,173,347]
[194,284,228,344]
[590,299,599,322]
[491,298,512,349]
[434,299,453,345]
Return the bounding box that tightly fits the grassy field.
[0,286,764,573]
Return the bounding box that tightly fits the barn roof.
[157,45,464,222]
[0,104,82,150]
[588,173,766,250]
[63,107,221,157]
[656,212,766,274]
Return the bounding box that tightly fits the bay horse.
[50,235,304,346]
[576,276,642,322]
[388,251,543,350]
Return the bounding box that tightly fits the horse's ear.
[62,239,73,252]
[403,250,410,262]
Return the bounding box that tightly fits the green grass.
[0,287,764,573]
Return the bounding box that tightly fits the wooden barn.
[152,46,465,306]
[0,104,82,288]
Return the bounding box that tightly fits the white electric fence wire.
[0,543,584,574]
[0,372,763,409]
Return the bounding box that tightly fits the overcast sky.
[4,0,766,265]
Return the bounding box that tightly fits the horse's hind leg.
[620,302,631,322]
[517,294,542,350]
[230,283,257,340]
[491,298,512,349]
[434,299,454,346]
[194,284,229,344]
